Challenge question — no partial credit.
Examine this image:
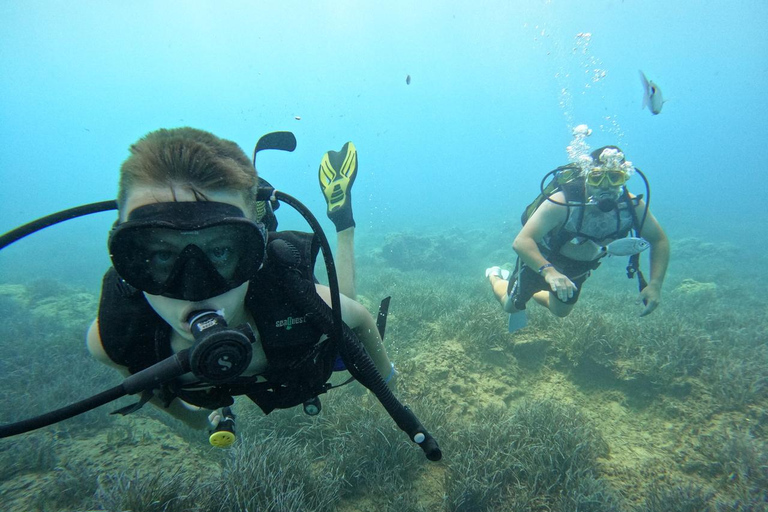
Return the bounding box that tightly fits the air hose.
[267,237,442,461]
[0,349,191,438]
[0,200,117,250]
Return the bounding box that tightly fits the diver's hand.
[543,268,578,303]
[639,283,662,317]
[208,408,225,429]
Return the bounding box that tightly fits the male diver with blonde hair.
[0,129,441,459]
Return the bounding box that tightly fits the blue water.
[1,1,766,289]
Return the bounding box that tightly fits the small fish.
[294,115,301,121]
[601,237,650,256]
[639,70,664,115]
[405,74,411,85]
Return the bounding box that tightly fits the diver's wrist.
[646,280,663,290]
[538,263,554,275]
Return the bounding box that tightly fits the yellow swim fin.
[318,141,357,231]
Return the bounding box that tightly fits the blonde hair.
[117,127,258,216]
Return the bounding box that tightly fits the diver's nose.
[169,245,229,301]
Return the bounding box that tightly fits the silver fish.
[639,70,664,115]
[602,237,650,256]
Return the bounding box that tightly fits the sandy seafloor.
[0,228,766,511]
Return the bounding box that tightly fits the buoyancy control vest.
[98,231,337,414]
[540,187,640,258]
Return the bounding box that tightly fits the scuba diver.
[486,143,670,333]
[0,127,440,461]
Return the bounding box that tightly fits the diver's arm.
[87,320,213,429]
[512,195,567,270]
[87,319,130,372]
[513,197,576,300]
[314,284,396,386]
[635,201,669,316]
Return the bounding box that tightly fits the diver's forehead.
[123,185,248,219]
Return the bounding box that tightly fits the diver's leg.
[319,141,359,299]
[532,290,550,309]
[488,274,509,306]
[487,267,528,315]
[489,266,528,332]
[548,294,575,317]
[533,291,575,317]
[543,271,584,317]
[335,227,356,299]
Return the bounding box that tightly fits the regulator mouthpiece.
[187,310,254,384]
[585,196,618,212]
[597,197,617,212]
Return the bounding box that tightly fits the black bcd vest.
[97,231,337,414]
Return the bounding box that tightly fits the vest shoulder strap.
[98,267,166,373]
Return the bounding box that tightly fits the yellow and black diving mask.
[586,169,629,187]
[108,202,267,301]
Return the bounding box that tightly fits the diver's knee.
[548,296,573,317]
[503,295,523,314]
[550,303,574,317]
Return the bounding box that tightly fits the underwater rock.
[360,226,513,274]
[673,279,717,302]
[31,293,97,328]
[0,281,97,330]
[377,230,471,271]
[0,284,30,307]
[511,337,551,369]
[673,237,737,261]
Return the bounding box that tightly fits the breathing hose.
[263,188,441,461]
[268,238,442,461]
[0,349,191,438]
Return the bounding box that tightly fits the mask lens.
[586,171,606,186]
[607,170,628,186]
[133,228,180,288]
[110,218,265,299]
[587,170,627,187]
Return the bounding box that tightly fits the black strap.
[624,189,648,292]
[110,389,154,416]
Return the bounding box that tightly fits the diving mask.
[588,147,634,186]
[586,169,629,187]
[109,202,267,301]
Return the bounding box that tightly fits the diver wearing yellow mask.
[487,145,670,331]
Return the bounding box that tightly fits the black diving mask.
[109,202,267,301]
